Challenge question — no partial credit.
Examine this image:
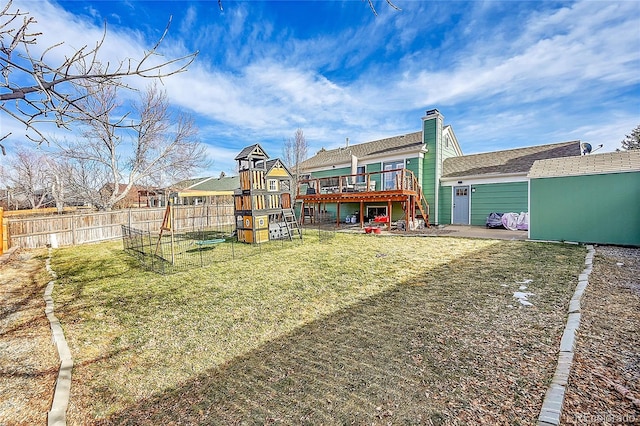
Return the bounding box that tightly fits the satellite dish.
[581,142,592,155]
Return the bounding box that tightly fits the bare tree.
[283,128,308,190]
[56,81,208,210]
[0,0,197,153]
[0,148,51,209]
[43,155,74,213]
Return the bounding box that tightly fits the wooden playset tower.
[234,144,300,243]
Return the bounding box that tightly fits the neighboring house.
[296,108,581,226]
[528,150,640,246]
[100,183,159,209]
[170,175,240,206]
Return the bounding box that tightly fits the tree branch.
[1,1,198,148]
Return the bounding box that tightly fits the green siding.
[422,154,436,207]
[470,182,528,226]
[367,163,381,173]
[406,157,421,182]
[530,172,640,246]
[438,186,452,224]
[422,114,460,224]
[422,118,439,208]
[440,134,460,159]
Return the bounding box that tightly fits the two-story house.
[296,108,581,227]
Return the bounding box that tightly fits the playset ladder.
[282,208,302,240]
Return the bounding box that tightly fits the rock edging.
[44,248,73,426]
[537,244,595,425]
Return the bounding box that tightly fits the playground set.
[121,144,305,273]
[233,144,302,244]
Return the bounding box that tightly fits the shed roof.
[298,131,424,170]
[528,150,640,178]
[442,141,580,178]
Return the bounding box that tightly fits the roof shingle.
[528,150,640,178]
[235,143,269,161]
[299,131,424,170]
[442,141,580,178]
[188,176,240,192]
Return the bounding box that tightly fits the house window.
[383,160,404,190]
[356,166,365,183]
[366,206,387,219]
[455,187,468,196]
[268,179,278,191]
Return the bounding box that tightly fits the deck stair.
[416,192,430,227]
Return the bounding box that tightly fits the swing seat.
[195,238,226,246]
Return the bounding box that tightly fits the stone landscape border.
[537,244,595,425]
[44,248,73,426]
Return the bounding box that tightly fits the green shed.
[440,141,580,225]
[528,151,640,246]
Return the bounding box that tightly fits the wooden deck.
[295,169,430,229]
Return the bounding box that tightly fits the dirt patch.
[562,246,640,425]
[0,248,59,426]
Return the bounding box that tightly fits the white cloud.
[4,0,639,177]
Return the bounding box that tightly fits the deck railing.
[296,168,421,197]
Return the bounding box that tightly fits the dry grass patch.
[0,248,58,425]
[50,232,585,425]
[562,246,640,425]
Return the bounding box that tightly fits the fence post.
[71,214,77,246]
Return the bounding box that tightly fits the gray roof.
[299,131,424,170]
[188,176,240,191]
[528,150,640,178]
[235,143,269,161]
[171,177,208,190]
[442,141,580,178]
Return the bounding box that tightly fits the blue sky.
[4,0,640,177]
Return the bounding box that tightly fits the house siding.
[438,186,452,224]
[440,132,461,163]
[530,172,640,246]
[421,118,439,209]
[470,182,528,226]
[406,157,421,184]
[422,113,460,224]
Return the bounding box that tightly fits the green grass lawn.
[52,231,586,425]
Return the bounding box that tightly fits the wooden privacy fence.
[3,204,235,249]
[0,208,6,255]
